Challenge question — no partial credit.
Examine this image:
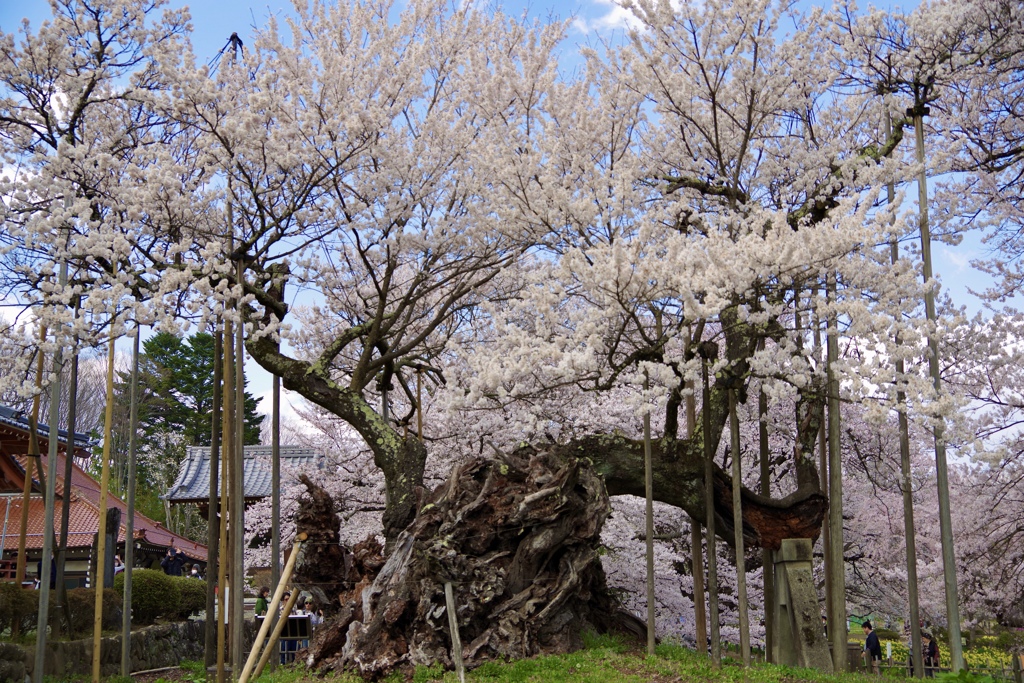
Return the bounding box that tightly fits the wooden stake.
[445,582,465,683]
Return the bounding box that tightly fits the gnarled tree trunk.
[292,447,641,679]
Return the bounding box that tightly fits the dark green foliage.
[56,588,122,637]
[171,576,206,619]
[0,581,36,633]
[132,331,262,448]
[114,569,179,625]
[874,628,901,640]
[936,670,997,683]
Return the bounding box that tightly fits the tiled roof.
[0,405,95,451]
[164,445,323,503]
[2,452,207,562]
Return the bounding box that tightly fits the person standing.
[923,632,939,678]
[255,586,270,617]
[863,620,882,676]
[160,547,186,576]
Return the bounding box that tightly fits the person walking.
[863,620,882,676]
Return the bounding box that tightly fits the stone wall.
[2,621,207,681]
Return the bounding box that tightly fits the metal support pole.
[701,344,721,667]
[120,327,142,676]
[910,103,964,673]
[35,259,67,683]
[729,388,750,666]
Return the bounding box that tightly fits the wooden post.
[445,582,465,683]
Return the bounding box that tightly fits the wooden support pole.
[251,589,302,681]
[445,582,465,683]
[238,534,307,683]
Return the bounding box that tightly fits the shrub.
[875,628,901,641]
[0,581,37,633]
[56,588,122,637]
[114,569,180,625]
[172,576,207,619]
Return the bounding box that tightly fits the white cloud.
[574,0,642,34]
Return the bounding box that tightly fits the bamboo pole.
[35,259,67,683]
[237,534,307,683]
[729,388,750,666]
[120,327,142,676]
[910,102,964,673]
[92,327,118,683]
[250,589,302,681]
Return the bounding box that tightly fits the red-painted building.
[0,405,206,587]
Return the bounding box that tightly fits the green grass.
[248,635,898,683]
